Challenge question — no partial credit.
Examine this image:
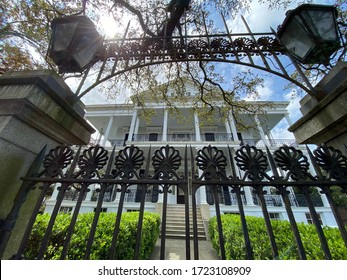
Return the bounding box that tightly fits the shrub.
[25,211,160,260]
[209,214,347,260]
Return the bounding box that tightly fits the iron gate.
[3,143,347,260]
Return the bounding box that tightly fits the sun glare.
[99,15,117,38]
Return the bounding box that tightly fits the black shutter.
[206,185,214,205]
[223,186,231,205]
[151,185,159,202]
[135,169,145,202]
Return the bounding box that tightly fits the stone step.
[166,217,203,221]
[164,229,205,235]
[165,224,205,230]
[164,204,206,240]
[164,234,206,240]
[166,212,201,217]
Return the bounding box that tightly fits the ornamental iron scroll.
[314,144,347,180]
[235,145,268,181]
[99,36,285,62]
[113,145,145,179]
[42,146,74,178]
[152,145,181,180]
[77,145,108,178]
[274,145,310,181]
[196,145,227,180]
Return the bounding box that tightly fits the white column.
[194,111,201,141]
[101,116,114,146]
[134,116,140,136]
[225,119,232,141]
[158,189,164,203]
[128,109,138,142]
[254,115,269,146]
[267,129,275,146]
[85,185,94,201]
[285,113,293,126]
[49,184,60,201]
[197,169,207,204]
[162,109,168,141]
[228,113,239,141]
[244,187,255,206]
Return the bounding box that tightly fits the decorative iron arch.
[73,15,317,100]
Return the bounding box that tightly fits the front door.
[177,187,185,204]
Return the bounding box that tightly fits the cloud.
[81,90,109,105]
[227,1,287,34]
[271,119,296,139]
[244,78,274,101]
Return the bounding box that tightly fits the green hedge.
[209,214,347,260]
[25,211,160,260]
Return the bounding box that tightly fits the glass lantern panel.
[280,16,315,60]
[52,22,78,52]
[73,36,102,69]
[302,9,338,42]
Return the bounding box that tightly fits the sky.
[70,0,339,141]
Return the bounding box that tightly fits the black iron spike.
[134,146,150,259]
[85,146,116,259]
[184,145,191,260]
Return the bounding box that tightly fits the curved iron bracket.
[73,14,318,101]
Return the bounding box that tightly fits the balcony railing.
[124,189,154,203]
[91,188,117,202]
[253,194,283,207]
[132,133,235,142]
[218,192,247,205]
[251,193,324,207]
[130,134,297,147]
[241,139,298,147]
[290,194,324,207]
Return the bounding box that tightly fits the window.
[269,213,280,220]
[305,213,323,225]
[60,206,72,214]
[149,133,158,141]
[205,133,215,141]
[94,208,107,213]
[172,133,191,141]
[223,212,239,215]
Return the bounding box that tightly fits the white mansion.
[45,82,337,228]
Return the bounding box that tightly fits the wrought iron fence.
[2,143,347,260]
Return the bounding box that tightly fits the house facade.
[44,83,337,228]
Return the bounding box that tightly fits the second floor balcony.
[106,133,297,147]
[133,133,234,142]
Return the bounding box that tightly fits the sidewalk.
[149,239,221,260]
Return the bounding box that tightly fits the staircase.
[163,204,206,240]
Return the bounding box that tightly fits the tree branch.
[112,0,156,37]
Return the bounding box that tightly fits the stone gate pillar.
[0,70,95,259]
[288,62,347,151]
